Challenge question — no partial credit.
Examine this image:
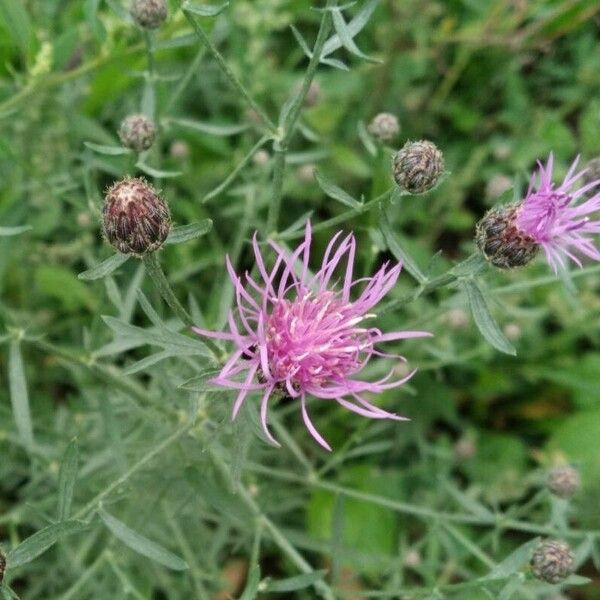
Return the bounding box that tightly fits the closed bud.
[103,177,170,256]
[393,140,444,194]
[476,203,539,269]
[170,140,189,160]
[130,0,168,29]
[531,539,575,584]
[368,112,400,142]
[547,465,580,499]
[119,114,157,152]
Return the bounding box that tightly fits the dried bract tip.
[476,203,539,269]
[531,539,575,584]
[103,177,170,256]
[393,140,444,194]
[368,112,400,142]
[119,114,157,152]
[547,465,580,499]
[130,0,168,29]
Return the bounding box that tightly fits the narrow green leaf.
[239,565,261,600]
[84,141,131,156]
[57,439,79,521]
[7,521,87,568]
[322,0,378,57]
[135,162,182,178]
[462,279,516,356]
[564,574,592,585]
[0,225,31,236]
[379,204,427,284]
[99,508,188,571]
[8,340,34,448]
[330,8,381,63]
[0,0,33,56]
[169,117,248,136]
[487,538,539,579]
[165,220,213,245]
[182,1,229,17]
[178,367,223,392]
[78,253,130,281]
[264,570,329,593]
[314,170,361,209]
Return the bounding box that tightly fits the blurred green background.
[1,0,600,598]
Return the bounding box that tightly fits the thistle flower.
[193,222,431,450]
[393,140,444,194]
[103,177,170,256]
[531,539,575,584]
[130,0,168,29]
[119,114,157,152]
[482,154,600,273]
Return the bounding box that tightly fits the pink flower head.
[516,154,600,272]
[193,222,431,451]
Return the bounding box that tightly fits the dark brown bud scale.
[393,140,444,194]
[130,0,168,29]
[547,465,580,499]
[531,539,575,584]
[476,203,539,269]
[119,114,157,152]
[103,178,170,256]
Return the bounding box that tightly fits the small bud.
[170,140,189,160]
[454,436,476,461]
[368,112,400,142]
[77,212,92,227]
[503,323,521,341]
[393,140,444,194]
[475,203,539,269]
[119,114,157,152]
[445,308,468,329]
[404,549,422,568]
[485,174,512,200]
[130,0,168,29]
[296,164,316,184]
[253,150,270,166]
[531,539,575,584]
[547,465,580,499]
[103,177,171,256]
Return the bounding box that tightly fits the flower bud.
[503,323,521,341]
[475,203,539,269]
[454,436,476,461]
[253,150,270,166]
[547,465,580,499]
[485,174,512,200]
[296,164,316,184]
[170,140,189,160]
[445,308,468,329]
[119,114,157,152]
[130,0,168,29]
[368,112,400,142]
[393,140,444,194]
[103,177,170,256]
[531,540,575,584]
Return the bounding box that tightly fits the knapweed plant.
[1,1,600,599]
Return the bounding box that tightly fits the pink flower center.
[517,190,572,242]
[265,291,372,388]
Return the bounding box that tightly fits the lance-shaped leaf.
[78,253,130,281]
[314,170,362,209]
[165,220,213,245]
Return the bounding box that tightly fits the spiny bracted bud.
[547,465,580,499]
[119,114,157,152]
[531,539,575,584]
[103,177,171,256]
[368,112,400,142]
[130,0,168,29]
[475,203,539,269]
[393,140,444,194]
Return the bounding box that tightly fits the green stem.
[278,188,393,241]
[183,10,276,133]
[266,147,286,236]
[143,252,194,327]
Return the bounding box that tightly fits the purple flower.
[516,154,600,272]
[194,222,431,451]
